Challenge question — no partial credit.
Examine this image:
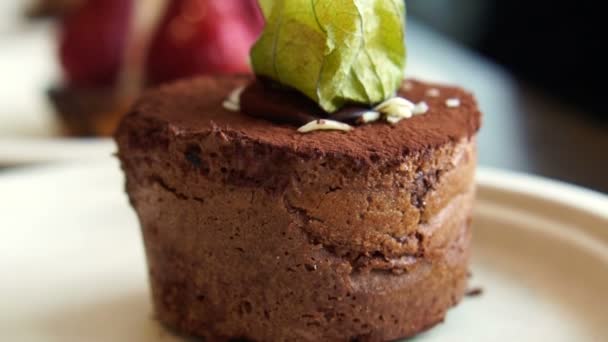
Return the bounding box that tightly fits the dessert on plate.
[116,1,481,341]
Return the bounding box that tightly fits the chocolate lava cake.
[115,75,481,341]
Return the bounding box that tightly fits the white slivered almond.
[222,100,239,112]
[389,106,413,119]
[446,98,461,108]
[359,111,381,123]
[297,119,353,133]
[227,85,245,106]
[425,88,440,97]
[386,115,404,125]
[374,97,415,112]
[413,101,429,115]
[375,99,414,120]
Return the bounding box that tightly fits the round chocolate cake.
[116,74,481,341]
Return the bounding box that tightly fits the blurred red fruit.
[145,0,264,85]
[59,0,134,87]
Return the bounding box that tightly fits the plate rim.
[477,167,608,221]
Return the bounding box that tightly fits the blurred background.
[0,0,606,193]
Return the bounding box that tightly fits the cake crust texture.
[116,75,481,341]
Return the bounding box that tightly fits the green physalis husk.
[251,0,407,113]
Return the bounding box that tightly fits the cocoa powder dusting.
[131,75,481,166]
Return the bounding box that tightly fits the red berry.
[59,0,134,87]
[145,0,264,85]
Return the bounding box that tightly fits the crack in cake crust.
[140,170,473,276]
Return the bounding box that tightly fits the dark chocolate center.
[240,78,372,126]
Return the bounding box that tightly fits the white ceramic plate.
[0,138,116,166]
[1,161,607,342]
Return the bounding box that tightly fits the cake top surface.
[130,75,481,163]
